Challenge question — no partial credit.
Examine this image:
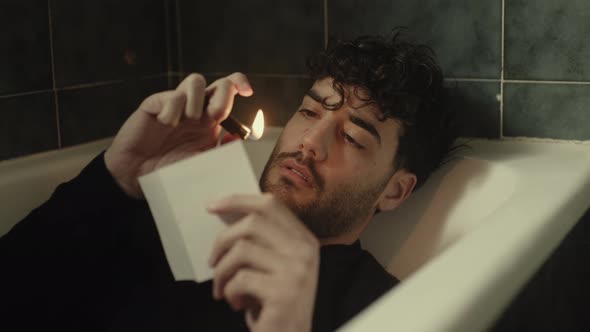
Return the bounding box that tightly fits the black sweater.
[0,152,398,332]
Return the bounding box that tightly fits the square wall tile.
[329,0,501,79]
[503,84,590,140]
[0,92,57,161]
[178,0,323,74]
[446,81,500,138]
[50,0,168,87]
[0,0,52,95]
[58,77,168,147]
[505,0,590,80]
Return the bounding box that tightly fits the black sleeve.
[0,152,173,331]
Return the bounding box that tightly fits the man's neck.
[318,216,371,246]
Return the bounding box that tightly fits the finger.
[204,72,253,121]
[157,90,186,126]
[139,90,177,116]
[213,239,283,300]
[224,269,272,311]
[207,193,296,231]
[209,213,290,268]
[177,73,206,120]
[226,72,254,97]
[207,193,273,216]
[204,79,237,121]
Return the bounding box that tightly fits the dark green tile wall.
[177,0,323,75]
[505,0,590,81]
[504,84,590,140]
[50,0,168,88]
[447,81,501,138]
[0,0,52,95]
[0,92,57,160]
[327,0,590,141]
[502,0,590,140]
[4,0,589,161]
[0,0,172,162]
[329,0,502,79]
[58,78,168,147]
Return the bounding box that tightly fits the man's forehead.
[305,78,402,150]
[308,79,383,121]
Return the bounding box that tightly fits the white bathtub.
[1,128,589,331]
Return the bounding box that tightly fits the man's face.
[259,78,403,238]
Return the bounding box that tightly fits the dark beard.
[259,144,390,238]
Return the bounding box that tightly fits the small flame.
[250,109,265,140]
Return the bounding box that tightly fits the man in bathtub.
[2,32,455,332]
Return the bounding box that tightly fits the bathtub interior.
[362,156,517,279]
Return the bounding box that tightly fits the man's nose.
[299,120,333,162]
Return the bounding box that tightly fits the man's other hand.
[207,193,320,332]
[104,72,253,198]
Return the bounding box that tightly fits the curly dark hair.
[305,30,457,189]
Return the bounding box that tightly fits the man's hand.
[207,193,320,332]
[104,72,253,198]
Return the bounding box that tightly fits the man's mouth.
[287,166,308,182]
[279,159,314,188]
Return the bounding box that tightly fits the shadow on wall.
[445,81,501,139]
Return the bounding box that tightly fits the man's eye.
[344,133,364,149]
[298,109,318,119]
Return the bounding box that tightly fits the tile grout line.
[445,78,590,84]
[0,89,55,99]
[47,0,61,148]
[499,0,506,139]
[175,0,184,76]
[505,79,590,85]
[164,0,173,89]
[57,80,125,91]
[444,78,500,82]
[323,0,328,49]
[53,73,167,92]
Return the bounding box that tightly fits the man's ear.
[376,169,417,213]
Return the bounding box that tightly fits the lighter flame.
[250,109,265,140]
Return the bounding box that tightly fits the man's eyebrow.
[305,89,323,103]
[349,113,382,146]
